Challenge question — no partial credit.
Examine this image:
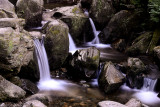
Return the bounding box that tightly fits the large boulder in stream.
[0,75,26,101]
[126,57,146,89]
[43,5,94,44]
[67,47,100,79]
[16,0,44,27]
[89,0,115,30]
[43,20,69,70]
[0,27,34,77]
[99,10,142,43]
[98,61,125,93]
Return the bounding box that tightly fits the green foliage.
[148,0,160,23]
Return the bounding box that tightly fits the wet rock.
[0,75,26,101]
[46,5,93,44]
[9,76,22,87]
[25,93,50,106]
[98,101,127,107]
[21,79,38,95]
[0,27,34,77]
[112,39,126,52]
[69,47,100,79]
[23,100,47,107]
[125,98,142,107]
[0,8,17,18]
[89,0,115,30]
[16,0,44,27]
[98,61,125,93]
[99,10,141,43]
[43,20,69,70]
[126,57,146,89]
[127,32,153,56]
[147,28,160,54]
[0,0,16,14]
[0,18,25,32]
[154,46,160,67]
[29,31,43,39]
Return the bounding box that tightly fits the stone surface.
[99,10,141,43]
[98,61,125,93]
[16,0,44,27]
[0,75,26,101]
[98,101,127,107]
[23,100,47,107]
[89,0,115,30]
[20,79,38,95]
[0,18,25,32]
[154,46,160,60]
[43,19,69,70]
[125,98,142,107]
[0,9,17,18]
[0,27,33,77]
[112,39,126,52]
[126,57,145,89]
[44,5,93,44]
[0,0,15,13]
[68,47,100,79]
[126,32,153,56]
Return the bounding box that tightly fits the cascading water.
[121,77,160,106]
[68,33,77,53]
[34,37,69,91]
[89,18,100,44]
[34,37,51,82]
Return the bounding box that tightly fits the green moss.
[72,7,80,14]
[8,40,13,53]
[148,27,160,54]
[97,0,103,12]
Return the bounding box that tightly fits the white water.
[68,33,77,53]
[34,38,69,91]
[121,78,160,106]
[89,18,100,44]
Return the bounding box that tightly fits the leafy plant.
[148,0,160,23]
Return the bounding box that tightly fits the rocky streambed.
[0,0,160,107]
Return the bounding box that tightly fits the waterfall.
[68,33,77,52]
[34,37,69,91]
[89,18,100,44]
[142,78,157,91]
[34,37,51,82]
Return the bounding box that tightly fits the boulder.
[20,79,38,95]
[25,93,50,106]
[98,61,125,93]
[126,57,146,89]
[16,0,44,27]
[111,39,126,52]
[43,20,69,70]
[126,32,153,56]
[44,5,93,44]
[89,0,115,30]
[125,98,142,107]
[0,27,34,77]
[98,101,127,107]
[23,100,47,107]
[154,46,160,60]
[0,75,26,101]
[0,0,15,13]
[0,9,17,18]
[99,10,141,43]
[69,47,100,79]
[0,18,25,32]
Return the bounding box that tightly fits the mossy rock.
[126,32,153,56]
[44,20,69,70]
